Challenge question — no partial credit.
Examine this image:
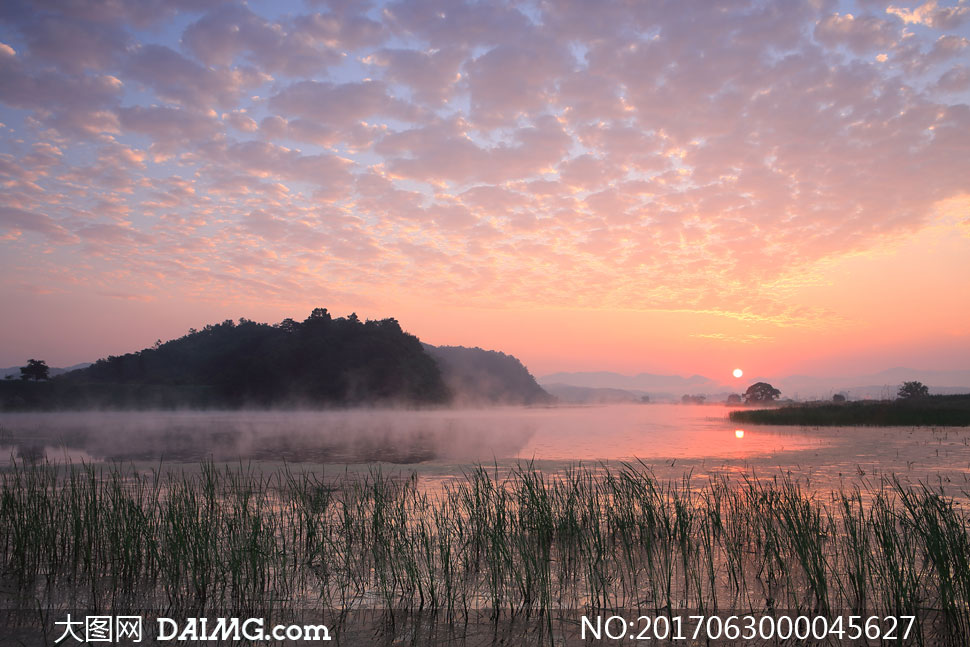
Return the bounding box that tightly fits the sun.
[732,368,743,378]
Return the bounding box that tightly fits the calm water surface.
[1,404,967,491]
[0,404,811,463]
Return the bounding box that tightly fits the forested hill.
[19,309,450,408]
[425,345,554,405]
[1,310,555,410]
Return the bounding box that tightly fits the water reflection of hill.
[3,405,969,497]
[0,410,536,465]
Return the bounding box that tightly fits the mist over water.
[0,409,533,465]
[3,404,968,491]
[0,404,814,466]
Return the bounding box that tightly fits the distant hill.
[1,311,554,410]
[1,309,450,409]
[539,371,720,393]
[773,369,970,400]
[425,345,554,405]
[540,368,970,401]
[543,383,645,404]
[1,363,91,379]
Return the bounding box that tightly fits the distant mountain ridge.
[540,368,970,401]
[539,371,719,392]
[774,368,970,395]
[542,383,647,404]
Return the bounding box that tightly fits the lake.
[2,403,967,491]
[3,404,970,645]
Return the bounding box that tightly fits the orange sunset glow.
[1,0,968,382]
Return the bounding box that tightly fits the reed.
[1,459,967,644]
[729,394,970,426]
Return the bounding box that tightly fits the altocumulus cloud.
[0,0,968,319]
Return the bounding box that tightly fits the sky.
[1,0,968,379]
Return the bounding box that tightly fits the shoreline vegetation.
[730,394,970,427]
[1,460,968,644]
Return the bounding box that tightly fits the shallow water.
[1,404,968,494]
[0,404,810,463]
[3,405,970,644]
[509,404,819,460]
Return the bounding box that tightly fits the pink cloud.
[196,140,354,197]
[0,206,78,243]
[118,105,221,142]
[269,80,421,129]
[182,4,352,76]
[558,154,621,191]
[125,44,264,109]
[465,40,572,127]
[0,0,968,357]
[369,47,462,105]
[384,0,532,48]
[814,13,899,53]
[292,10,385,51]
[0,53,120,112]
[20,13,130,74]
[936,64,970,91]
[378,116,570,184]
[887,1,970,29]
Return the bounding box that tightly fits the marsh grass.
[729,394,970,426]
[1,459,968,643]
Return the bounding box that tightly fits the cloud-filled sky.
[1,0,968,378]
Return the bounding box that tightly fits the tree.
[743,382,780,403]
[726,393,742,404]
[832,393,847,403]
[305,308,330,323]
[20,359,50,381]
[897,381,928,399]
[277,317,299,334]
